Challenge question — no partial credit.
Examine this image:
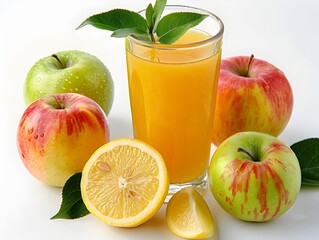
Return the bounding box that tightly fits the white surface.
[1,0,319,239]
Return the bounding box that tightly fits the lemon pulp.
[166,187,216,239]
[81,138,169,227]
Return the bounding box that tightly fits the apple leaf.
[51,173,89,220]
[146,3,155,28]
[156,12,208,44]
[111,28,150,41]
[152,0,167,31]
[76,9,148,33]
[290,138,319,185]
[76,0,208,44]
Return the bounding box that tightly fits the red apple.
[212,55,293,146]
[17,93,110,187]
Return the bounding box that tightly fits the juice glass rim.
[127,5,224,50]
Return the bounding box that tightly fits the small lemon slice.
[166,187,216,239]
[81,138,169,227]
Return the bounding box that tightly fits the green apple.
[24,50,114,115]
[208,131,301,222]
[17,93,110,187]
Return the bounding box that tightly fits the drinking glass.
[125,5,224,198]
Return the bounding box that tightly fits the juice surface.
[126,29,221,183]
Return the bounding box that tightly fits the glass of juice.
[125,5,224,198]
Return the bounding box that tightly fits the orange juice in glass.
[125,6,224,197]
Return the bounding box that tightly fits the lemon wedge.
[81,138,169,227]
[166,187,216,239]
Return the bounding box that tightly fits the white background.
[1,0,319,239]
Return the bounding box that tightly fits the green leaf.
[156,12,208,44]
[111,28,150,41]
[153,0,167,31]
[76,9,148,33]
[76,0,208,44]
[51,173,89,220]
[146,3,154,28]
[290,138,319,185]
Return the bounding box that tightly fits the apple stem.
[237,147,258,162]
[51,54,65,69]
[245,54,254,77]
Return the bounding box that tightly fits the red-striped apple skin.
[209,132,301,222]
[17,93,110,187]
[212,56,293,146]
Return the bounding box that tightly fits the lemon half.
[81,138,169,227]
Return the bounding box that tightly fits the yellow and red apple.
[212,55,293,146]
[209,131,301,222]
[17,93,110,187]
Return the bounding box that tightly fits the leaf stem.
[148,26,156,42]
